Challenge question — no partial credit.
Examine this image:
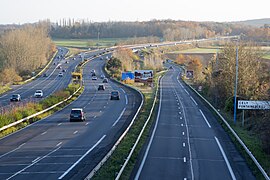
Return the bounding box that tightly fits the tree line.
[0,22,56,84]
[49,19,266,41]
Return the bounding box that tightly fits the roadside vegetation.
[0,21,56,93]
[0,83,82,138]
[173,42,270,178]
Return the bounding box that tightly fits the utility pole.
[233,38,239,124]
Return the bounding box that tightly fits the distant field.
[53,38,127,48]
[263,54,270,60]
[169,47,220,54]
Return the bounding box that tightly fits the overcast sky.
[0,0,269,24]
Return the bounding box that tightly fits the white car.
[58,72,63,77]
[34,90,43,98]
[92,76,97,80]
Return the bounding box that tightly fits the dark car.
[98,84,105,91]
[103,78,108,83]
[10,94,21,102]
[43,73,48,77]
[110,90,120,100]
[70,108,85,122]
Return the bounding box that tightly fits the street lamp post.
[233,39,239,124]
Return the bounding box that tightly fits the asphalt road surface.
[0,56,142,179]
[133,65,255,180]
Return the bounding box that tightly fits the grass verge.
[92,72,165,179]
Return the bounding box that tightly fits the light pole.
[233,38,239,124]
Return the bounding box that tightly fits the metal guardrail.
[0,86,81,132]
[85,74,144,180]
[114,75,161,180]
[184,80,270,180]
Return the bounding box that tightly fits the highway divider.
[114,75,161,180]
[182,76,270,180]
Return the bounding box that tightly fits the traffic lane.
[0,57,129,180]
[137,73,190,180]
[169,68,234,180]
[0,51,73,107]
[172,68,255,179]
[0,47,68,99]
[0,81,108,179]
[65,83,141,180]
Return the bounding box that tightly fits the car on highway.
[58,72,63,77]
[100,74,105,79]
[92,76,97,80]
[10,94,21,102]
[65,61,69,64]
[103,78,108,83]
[57,65,62,69]
[70,108,85,122]
[62,69,66,72]
[110,90,120,100]
[98,84,105,91]
[91,69,95,74]
[43,73,48,77]
[34,90,43,98]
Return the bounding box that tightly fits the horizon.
[0,0,269,25]
[0,17,269,26]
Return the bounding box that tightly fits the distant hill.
[232,18,270,27]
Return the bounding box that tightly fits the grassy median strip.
[92,72,164,179]
[0,84,83,138]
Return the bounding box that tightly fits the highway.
[0,56,142,180]
[0,47,72,109]
[133,65,255,180]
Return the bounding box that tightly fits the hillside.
[232,18,270,27]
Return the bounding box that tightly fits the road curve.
[0,56,142,180]
[133,65,255,180]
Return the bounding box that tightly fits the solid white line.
[184,89,189,95]
[120,88,126,94]
[58,135,106,179]
[214,137,236,180]
[32,157,41,163]
[6,146,61,180]
[199,109,212,128]
[0,143,25,159]
[56,142,62,147]
[190,96,198,106]
[112,108,126,127]
[125,95,128,105]
[135,76,164,180]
